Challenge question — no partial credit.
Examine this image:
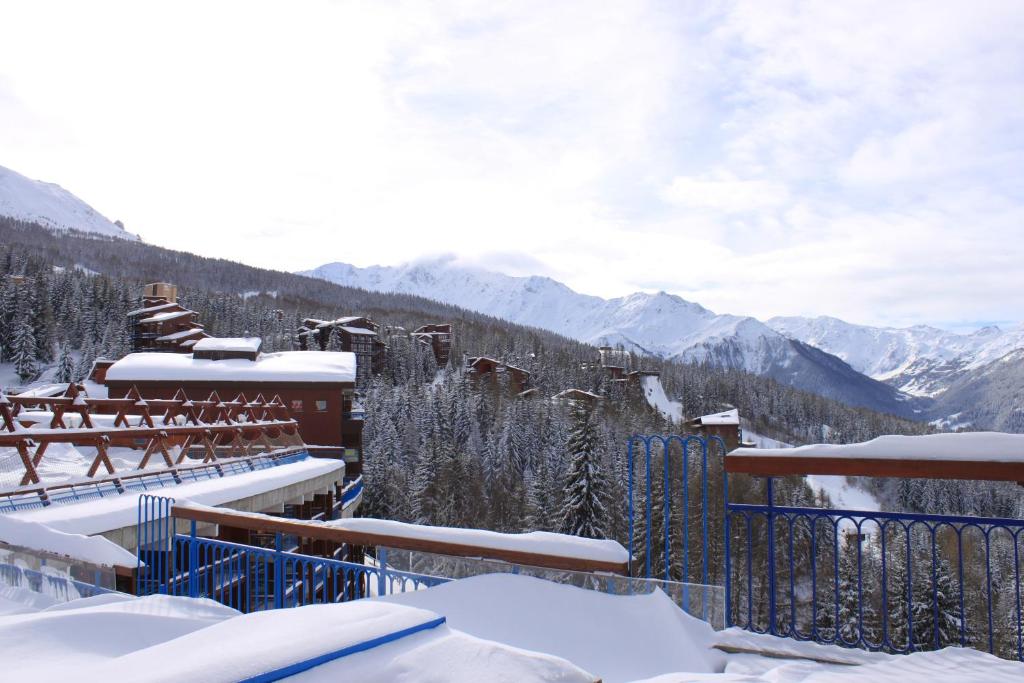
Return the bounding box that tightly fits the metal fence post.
[766,476,777,635]
[378,548,389,597]
[274,532,284,609]
[188,520,199,598]
[723,464,732,628]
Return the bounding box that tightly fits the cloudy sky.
[1,1,1022,331]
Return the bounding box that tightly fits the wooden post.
[16,439,41,486]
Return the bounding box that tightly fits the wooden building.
[552,388,603,408]
[687,408,742,453]
[105,345,365,473]
[411,324,453,367]
[298,316,386,383]
[465,356,531,394]
[129,283,208,353]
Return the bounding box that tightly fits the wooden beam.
[724,453,1024,482]
[172,504,629,576]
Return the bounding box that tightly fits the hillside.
[0,215,927,448]
[0,164,136,240]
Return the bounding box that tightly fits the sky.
[1,0,1022,332]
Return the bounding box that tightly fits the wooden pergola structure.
[0,384,302,488]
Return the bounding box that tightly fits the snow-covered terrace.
[2,574,1020,681]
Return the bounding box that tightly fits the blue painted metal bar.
[238,616,447,683]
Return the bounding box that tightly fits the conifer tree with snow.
[55,341,75,383]
[12,316,38,383]
[558,401,608,539]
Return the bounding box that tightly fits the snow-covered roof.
[695,409,739,425]
[127,302,180,316]
[139,310,194,324]
[730,432,1024,463]
[106,351,357,384]
[337,326,377,336]
[316,316,364,327]
[0,514,137,567]
[14,383,69,398]
[156,327,206,342]
[552,389,602,401]
[12,456,345,536]
[193,337,262,353]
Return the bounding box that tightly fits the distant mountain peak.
[300,258,917,416]
[0,164,136,240]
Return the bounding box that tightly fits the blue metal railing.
[340,476,363,508]
[724,478,1024,660]
[0,450,310,513]
[0,561,113,602]
[137,495,447,612]
[627,434,727,586]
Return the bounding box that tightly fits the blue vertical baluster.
[189,520,199,598]
[663,440,670,582]
[378,548,389,597]
[274,533,283,609]
[722,463,731,628]
[627,438,634,578]
[956,527,966,647]
[985,530,994,654]
[644,440,652,579]
[766,477,776,635]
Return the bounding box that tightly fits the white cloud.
[662,172,790,212]
[0,0,1021,329]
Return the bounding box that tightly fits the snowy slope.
[303,259,914,415]
[768,315,1024,398]
[0,164,135,239]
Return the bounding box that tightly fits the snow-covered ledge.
[727,432,1024,481]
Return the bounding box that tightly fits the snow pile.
[12,456,344,536]
[325,516,629,566]
[107,350,357,384]
[0,514,136,567]
[731,432,1024,462]
[0,594,595,682]
[0,164,136,239]
[0,594,238,680]
[383,573,724,683]
[640,375,683,423]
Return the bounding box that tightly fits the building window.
[291,399,303,413]
[315,399,328,412]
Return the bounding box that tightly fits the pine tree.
[834,535,881,647]
[55,341,75,383]
[12,316,38,383]
[909,552,964,651]
[558,402,608,539]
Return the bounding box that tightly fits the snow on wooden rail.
[0,384,301,488]
[726,432,1024,482]
[172,502,630,575]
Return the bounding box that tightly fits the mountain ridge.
[0,164,136,240]
[302,259,917,416]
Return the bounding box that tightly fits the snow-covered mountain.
[302,259,913,416]
[0,164,135,240]
[767,316,1024,398]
